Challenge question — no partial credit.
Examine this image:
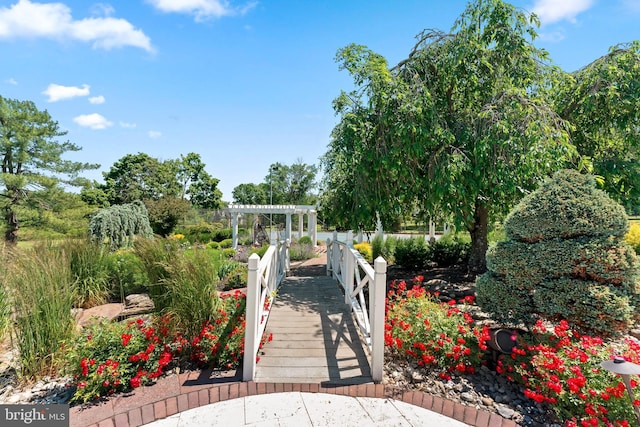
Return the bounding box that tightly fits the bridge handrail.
[243,238,290,381]
[326,230,386,383]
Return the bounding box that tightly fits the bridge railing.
[326,230,386,383]
[243,238,290,381]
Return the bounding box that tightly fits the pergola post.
[309,211,317,247]
[298,213,304,240]
[231,212,239,249]
[285,213,292,243]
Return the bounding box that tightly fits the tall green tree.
[101,152,222,209]
[80,181,110,208]
[324,0,574,272]
[232,183,268,204]
[101,153,177,204]
[172,152,223,209]
[0,95,98,243]
[266,160,318,205]
[549,42,640,214]
[232,160,318,206]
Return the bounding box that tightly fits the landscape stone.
[76,303,123,327]
[119,293,155,319]
[495,403,516,419]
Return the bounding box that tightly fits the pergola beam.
[227,205,317,248]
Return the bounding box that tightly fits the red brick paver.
[70,378,519,427]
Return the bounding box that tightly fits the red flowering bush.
[67,316,173,403]
[186,290,248,369]
[498,319,640,425]
[66,289,266,404]
[385,277,490,377]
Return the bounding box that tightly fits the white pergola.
[227,204,317,249]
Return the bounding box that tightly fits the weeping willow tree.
[89,200,153,250]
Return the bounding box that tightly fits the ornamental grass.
[3,242,76,380]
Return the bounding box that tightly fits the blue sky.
[1,0,639,201]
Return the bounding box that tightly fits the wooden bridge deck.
[255,259,373,385]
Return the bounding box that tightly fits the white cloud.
[537,31,566,43]
[73,113,113,130]
[119,121,137,128]
[0,0,153,52]
[43,83,89,102]
[5,77,17,85]
[89,3,115,17]
[147,0,256,21]
[531,0,594,24]
[88,95,105,104]
[148,130,162,138]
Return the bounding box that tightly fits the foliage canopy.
[322,0,574,271]
[0,95,98,243]
[232,160,318,206]
[322,0,640,271]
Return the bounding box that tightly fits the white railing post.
[344,230,354,304]
[371,256,387,383]
[326,237,332,276]
[285,239,290,273]
[269,248,277,294]
[331,231,339,280]
[243,253,260,381]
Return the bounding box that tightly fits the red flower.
[121,333,132,346]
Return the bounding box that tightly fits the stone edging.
[71,377,518,427]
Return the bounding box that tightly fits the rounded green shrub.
[475,273,536,325]
[476,169,640,337]
[298,236,313,245]
[218,238,233,249]
[212,228,233,242]
[504,171,628,242]
[394,237,430,270]
[429,234,470,267]
[221,248,236,258]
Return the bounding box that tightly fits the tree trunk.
[467,202,488,274]
[4,208,18,245]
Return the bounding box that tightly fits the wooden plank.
[254,265,373,385]
[259,347,357,358]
